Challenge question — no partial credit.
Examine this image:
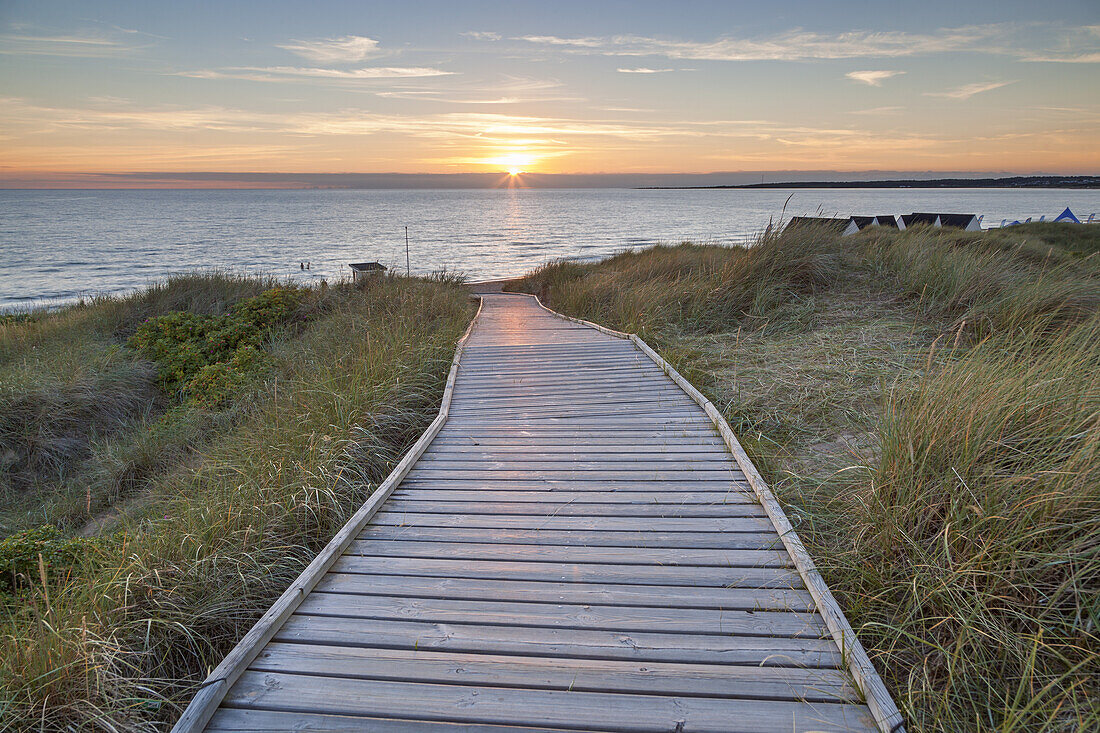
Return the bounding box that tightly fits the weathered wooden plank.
[345,540,789,567]
[358,525,783,550]
[452,376,679,390]
[437,424,720,433]
[446,407,698,417]
[448,399,696,413]
[460,346,642,355]
[430,436,726,447]
[222,673,878,733]
[448,402,698,413]
[250,643,859,703]
[459,353,652,363]
[442,420,708,430]
[452,379,683,391]
[451,383,682,396]
[413,457,737,469]
[402,470,742,481]
[445,412,711,424]
[379,501,765,518]
[312,573,813,610]
[460,340,636,349]
[208,708,591,733]
[274,615,841,668]
[389,490,756,504]
[460,342,638,353]
[395,479,752,492]
[457,361,668,372]
[455,367,676,379]
[407,458,738,470]
[331,555,804,589]
[297,593,826,638]
[450,396,690,408]
[371,512,774,533]
[449,388,691,404]
[421,445,730,455]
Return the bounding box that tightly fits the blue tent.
[1053,207,1081,224]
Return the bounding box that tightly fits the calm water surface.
[1,187,1098,310]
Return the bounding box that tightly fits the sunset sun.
[485,151,535,175]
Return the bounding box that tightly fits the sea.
[1,187,1098,311]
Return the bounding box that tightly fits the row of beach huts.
[784,207,1094,236]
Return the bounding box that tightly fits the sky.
[1,0,1098,187]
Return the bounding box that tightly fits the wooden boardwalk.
[175,293,902,733]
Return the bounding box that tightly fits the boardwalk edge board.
[170,297,485,733]
[520,291,906,733]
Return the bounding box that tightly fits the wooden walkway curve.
[174,292,903,733]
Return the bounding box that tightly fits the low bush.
[127,286,304,402]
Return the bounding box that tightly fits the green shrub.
[0,525,103,591]
[185,345,269,408]
[127,287,304,401]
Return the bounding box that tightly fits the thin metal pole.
[405,226,410,276]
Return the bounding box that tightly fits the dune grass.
[507,222,1099,732]
[0,273,474,730]
[0,273,289,536]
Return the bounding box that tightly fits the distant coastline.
[638,175,1100,190]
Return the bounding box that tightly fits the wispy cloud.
[178,66,453,83]
[0,31,146,57]
[846,70,905,86]
[518,35,607,48]
[1019,24,1100,62]
[515,27,1004,61]
[377,91,524,104]
[617,67,675,74]
[277,35,381,63]
[1021,52,1100,63]
[850,106,904,115]
[0,96,768,144]
[925,80,1016,100]
[512,23,1100,64]
[375,91,442,98]
[0,97,621,139]
[461,31,502,41]
[366,74,579,105]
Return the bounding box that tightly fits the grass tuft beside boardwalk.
[0,273,474,730]
[507,222,1100,732]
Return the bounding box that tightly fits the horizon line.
[2,170,1096,190]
